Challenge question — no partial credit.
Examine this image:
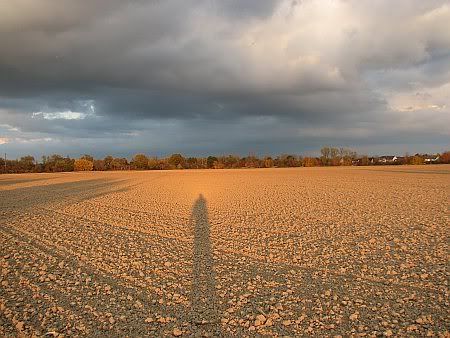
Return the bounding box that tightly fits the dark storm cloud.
[0,0,449,157]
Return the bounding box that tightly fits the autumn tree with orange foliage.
[440,151,450,164]
[74,158,94,171]
[303,157,319,167]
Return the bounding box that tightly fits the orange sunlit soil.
[1,166,449,336]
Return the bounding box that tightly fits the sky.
[1,0,449,159]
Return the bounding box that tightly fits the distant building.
[378,156,398,164]
[423,155,440,163]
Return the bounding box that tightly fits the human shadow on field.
[190,194,221,335]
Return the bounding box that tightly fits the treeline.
[1,147,449,174]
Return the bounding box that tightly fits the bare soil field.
[1,166,449,337]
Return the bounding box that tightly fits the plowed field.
[1,166,449,337]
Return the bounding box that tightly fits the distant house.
[423,155,440,163]
[378,156,398,164]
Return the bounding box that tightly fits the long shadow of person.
[190,194,221,336]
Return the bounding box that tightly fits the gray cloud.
[0,0,449,158]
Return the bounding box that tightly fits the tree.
[277,154,290,167]
[218,155,240,169]
[186,157,198,169]
[104,155,114,170]
[244,155,260,168]
[206,156,218,169]
[81,154,94,163]
[19,155,35,172]
[320,146,340,165]
[264,157,274,168]
[168,154,185,168]
[360,155,370,166]
[111,158,128,170]
[213,159,225,169]
[330,148,340,166]
[411,155,424,165]
[93,159,105,171]
[44,154,74,172]
[132,154,149,170]
[341,149,357,166]
[404,152,411,165]
[147,157,159,169]
[74,158,94,171]
[440,151,450,164]
[320,147,331,165]
[320,146,357,166]
[303,157,319,167]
